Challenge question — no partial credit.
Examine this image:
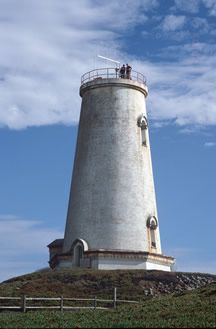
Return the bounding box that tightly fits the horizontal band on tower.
[80,78,148,98]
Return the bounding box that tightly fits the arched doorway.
[74,244,83,267]
[71,239,88,268]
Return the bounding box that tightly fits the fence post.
[113,287,117,309]
[60,296,64,313]
[93,296,97,310]
[21,295,26,313]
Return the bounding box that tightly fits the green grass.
[0,283,216,328]
[0,269,215,328]
[1,268,215,300]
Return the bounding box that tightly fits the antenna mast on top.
[97,55,120,68]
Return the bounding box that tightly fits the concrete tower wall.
[63,78,161,253]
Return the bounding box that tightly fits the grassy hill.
[0,269,216,328]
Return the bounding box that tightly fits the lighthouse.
[48,66,174,271]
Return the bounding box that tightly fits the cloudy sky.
[1,0,216,281]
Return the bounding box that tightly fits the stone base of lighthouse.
[48,239,175,272]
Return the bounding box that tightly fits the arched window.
[137,114,148,146]
[150,228,156,248]
[146,216,158,249]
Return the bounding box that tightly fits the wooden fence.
[0,288,139,312]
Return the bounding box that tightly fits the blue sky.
[1,0,216,281]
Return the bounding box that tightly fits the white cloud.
[161,14,186,32]
[202,0,216,15]
[173,0,216,16]
[132,47,216,127]
[191,17,209,32]
[204,141,216,147]
[0,0,215,130]
[173,0,201,13]
[0,0,158,129]
[0,215,63,282]
[158,42,216,60]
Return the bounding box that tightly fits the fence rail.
[81,67,147,85]
[0,288,139,312]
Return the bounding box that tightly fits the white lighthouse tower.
[48,66,174,271]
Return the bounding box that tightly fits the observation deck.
[80,67,148,97]
[81,67,147,85]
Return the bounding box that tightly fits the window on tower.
[137,114,148,146]
[150,230,156,248]
[146,216,158,250]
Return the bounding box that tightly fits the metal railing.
[81,67,147,86]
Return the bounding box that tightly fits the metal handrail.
[81,67,147,85]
